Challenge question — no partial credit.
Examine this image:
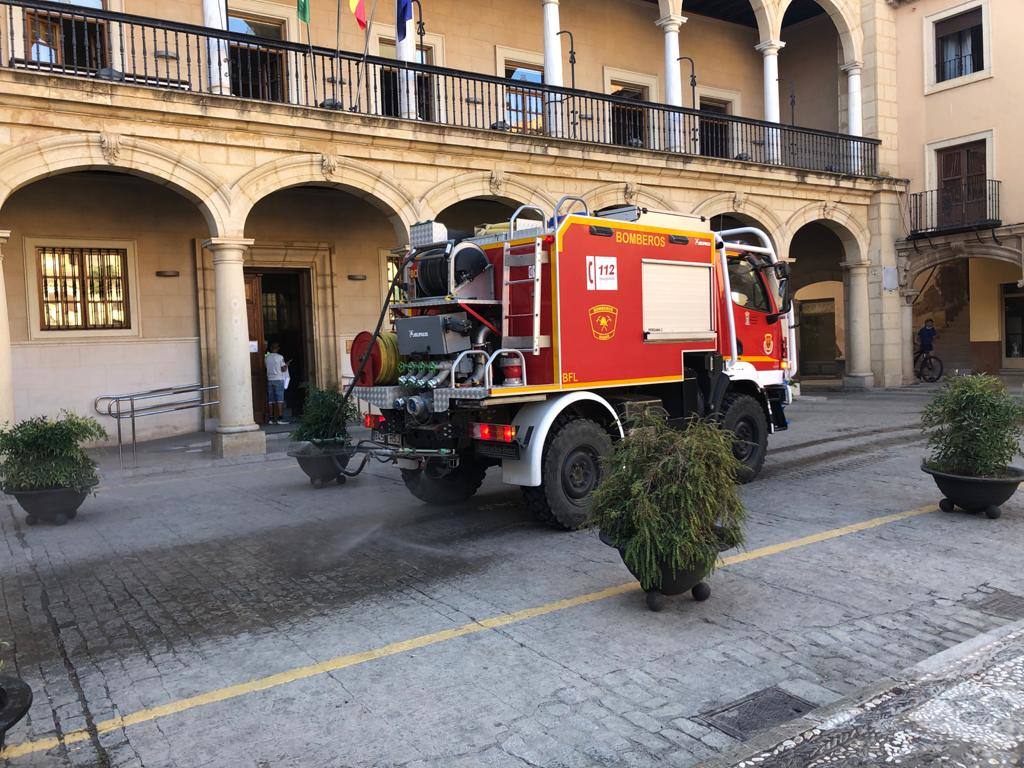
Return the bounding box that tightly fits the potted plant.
[921,374,1024,519]
[0,412,106,526]
[288,387,359,488]
[588,413,746,611]
[0,646,32,754]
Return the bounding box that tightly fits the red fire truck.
[349,198,794,529]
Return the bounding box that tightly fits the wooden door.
[938,141,986,228]
[797,299,839,377]
[244,273,266,424]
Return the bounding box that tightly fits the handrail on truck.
[94,384,219,469]
[509,205,549,232]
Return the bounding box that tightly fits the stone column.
[541,0,564,137]
[0,231,14,426]
[843,260,875,388]
[203,0,232,95]
[842,61,864,173]
[395,15,419,120]
[901,289,919,384]
[203,238,266,458]
[755,39,785,164]
[656,14,687,152]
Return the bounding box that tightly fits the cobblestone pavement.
[713,620,1024,767]
[2,389,1024,767]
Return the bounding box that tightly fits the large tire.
[401,457,486,505]
[720,393,769,483]
[521,418,613,530]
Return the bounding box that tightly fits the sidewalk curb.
[694,617,1024,768]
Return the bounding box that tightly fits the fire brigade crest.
[763,332,774,356]
[589,304,619,341]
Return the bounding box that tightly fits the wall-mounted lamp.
[155,270,180,278]
[347,274,368,281]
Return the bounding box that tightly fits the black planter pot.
[0,675,33,753]
[599,531,713,612]
[289,445,353,489]
[922,464,1024,520]
[8,488,88,526]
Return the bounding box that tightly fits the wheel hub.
[732,419,755,461]
[562,447,599,500]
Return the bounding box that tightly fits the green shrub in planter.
[0,412,105,493]
[291,387,359,444]
[922,374,1024,478]
[588,413,747,591]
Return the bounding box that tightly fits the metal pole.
[411,0,425,54]
[556,30,575,90]
[116,397,124,470]
[130,395,137,467]
[677,56,696,109]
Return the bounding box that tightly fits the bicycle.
[914,348,944,383]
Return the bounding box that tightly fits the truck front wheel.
[522,418,613,530]
[720,393,768,483]
[401,457,486,506]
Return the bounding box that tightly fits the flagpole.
[352,0,379,113]
[305,19,317,105]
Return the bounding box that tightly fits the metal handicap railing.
[94,383,219,468]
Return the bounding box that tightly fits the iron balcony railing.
[908,179,1001,237]
[1,0,880,177]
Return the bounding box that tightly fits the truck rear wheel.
[720,393,768,483]
[522,418,613,530]
[401,458,486,506]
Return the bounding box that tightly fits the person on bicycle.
[918,319,937,356]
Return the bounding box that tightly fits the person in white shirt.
[265,342,288,424]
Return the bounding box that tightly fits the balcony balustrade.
[908,179,1001,237]
[2,0,880,177]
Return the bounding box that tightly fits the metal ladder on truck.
[501,228,548,356]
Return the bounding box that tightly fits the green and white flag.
[297,0,310,23]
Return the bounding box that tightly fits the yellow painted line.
[2,503,936,760]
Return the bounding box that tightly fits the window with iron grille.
[37,246,130,330]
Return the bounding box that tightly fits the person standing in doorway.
[265,342,288,425]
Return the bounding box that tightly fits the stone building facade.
[0,0,911,454]
[893,0,1023,378]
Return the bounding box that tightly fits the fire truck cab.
[351,198,794,529]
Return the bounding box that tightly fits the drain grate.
[696,687,816,740]
[975,589,1024,620]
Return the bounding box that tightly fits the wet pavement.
[717,620,1024,767]
[2,389,1024,767]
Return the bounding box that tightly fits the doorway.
[797,298,840,377]
[244,268,314,424]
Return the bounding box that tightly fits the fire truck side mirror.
[768,262,793,323]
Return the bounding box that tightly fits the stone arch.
[582,182,676,215]
[775,0,862,65]
[782,202,868,264]
[0,133,231,236]
[229,154,419,240]
[747,0,781,46]
[906,243,1024,284]
[419,171,556,221]
[691,192,785,245]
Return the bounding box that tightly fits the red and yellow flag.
[349,0,367,29]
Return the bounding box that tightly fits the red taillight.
[471,423,517,443]
[364,413,386,428]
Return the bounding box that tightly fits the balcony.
[1,0,880,178]
[908,180,1002,237]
